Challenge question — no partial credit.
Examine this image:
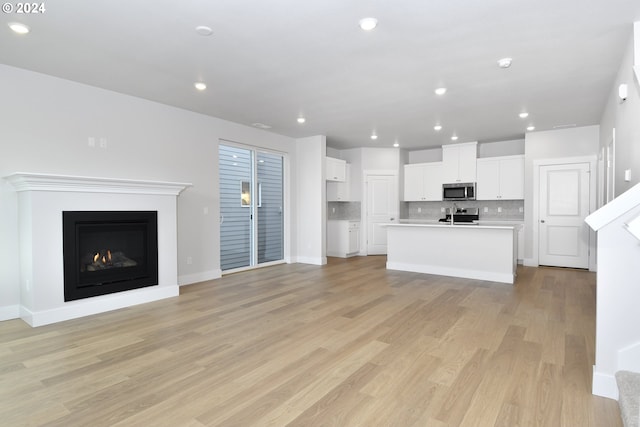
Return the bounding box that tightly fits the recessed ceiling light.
[435,87,447,96]
[497,57,512,68]
[359,17,378,31]
[527,126,536,131]
[195,25,213,36]
[258,159,265,163]
[297,117,306,124]
[8,22,30,34]
[194,82,207,91]
[519,112,529,119]
[370,133,378,140]
[434,124,443,131]
[393,142,399,148]
[451,135,459,141]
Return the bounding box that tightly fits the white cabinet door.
[441,145,460,183]
[517,224,525,262]
[476,155,524,200]
[403,164,424,201]
[442,142,477,183]
[476,158,500,200]
[499,156,524,199]
[326,157,346,182]
[327,164,351,201]
[404,162,443,201]
[457,144,478,182]
[423,162,443,201]
[348,222,360,254]
[327,220,359,257]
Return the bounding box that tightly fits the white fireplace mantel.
[5,172,191,195]
[5,172,192,327]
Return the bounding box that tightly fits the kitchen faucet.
[450,203,458,224]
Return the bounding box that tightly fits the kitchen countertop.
[394,219,522,229]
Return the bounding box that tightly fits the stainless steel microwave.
[443,182,476,201]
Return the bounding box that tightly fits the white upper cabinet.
[476,155,524,200]
[404,162,443,201]
[326,156,346,182]
[327,164,351,201]
[441,142,477,183]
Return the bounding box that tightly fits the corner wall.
[295,136,327,265]
[599,25,640,196]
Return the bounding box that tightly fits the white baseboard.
[0,305,20,322]
[22,285,180,327]
[296,256,327,265]
[523,258,537,267]
[592,367,619,400]
[178,269,222,286]
[386,261,515,284]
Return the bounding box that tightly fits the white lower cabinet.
[327,220,360,257]
[517,224,525,263]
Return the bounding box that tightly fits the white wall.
[589,22,640,399]
[478,139,525,158]
[0,64,297,320]
[599,27,640,196]
[406,139,524,164]
[295,136,327,265]
[408,147,442,164]
[523,126,599,263]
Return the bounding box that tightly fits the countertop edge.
[385,222,517,230]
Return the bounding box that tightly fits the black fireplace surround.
[63,211,158,302]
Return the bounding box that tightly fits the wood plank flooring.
[0,256,622,426]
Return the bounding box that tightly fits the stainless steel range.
[439,207,479,224]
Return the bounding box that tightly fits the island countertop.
[390,220,520,230]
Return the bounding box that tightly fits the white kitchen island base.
[386,223,517,284]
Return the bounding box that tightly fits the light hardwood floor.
[0,256,622,426]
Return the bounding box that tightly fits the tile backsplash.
[404,200,524,221]
[327,201,361,220]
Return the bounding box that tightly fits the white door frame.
[532,155,597,271]
[361,169,399,255]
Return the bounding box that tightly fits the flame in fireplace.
[82,249,137,272]
[92,249,113,266]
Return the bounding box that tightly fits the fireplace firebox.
[63,211,158,301]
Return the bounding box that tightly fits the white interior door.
[539,163,590,268]
[366,175,398,255]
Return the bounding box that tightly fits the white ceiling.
[1,1,639,150]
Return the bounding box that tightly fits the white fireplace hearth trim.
[21,286,179,327]
[5,172,190,327]
[5,172,192,195]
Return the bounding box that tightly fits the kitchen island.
[385,222,517,284]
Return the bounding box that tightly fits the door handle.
[540,219,545,223]
[390,218,395,221]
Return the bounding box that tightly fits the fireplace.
[63,211,159,301]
